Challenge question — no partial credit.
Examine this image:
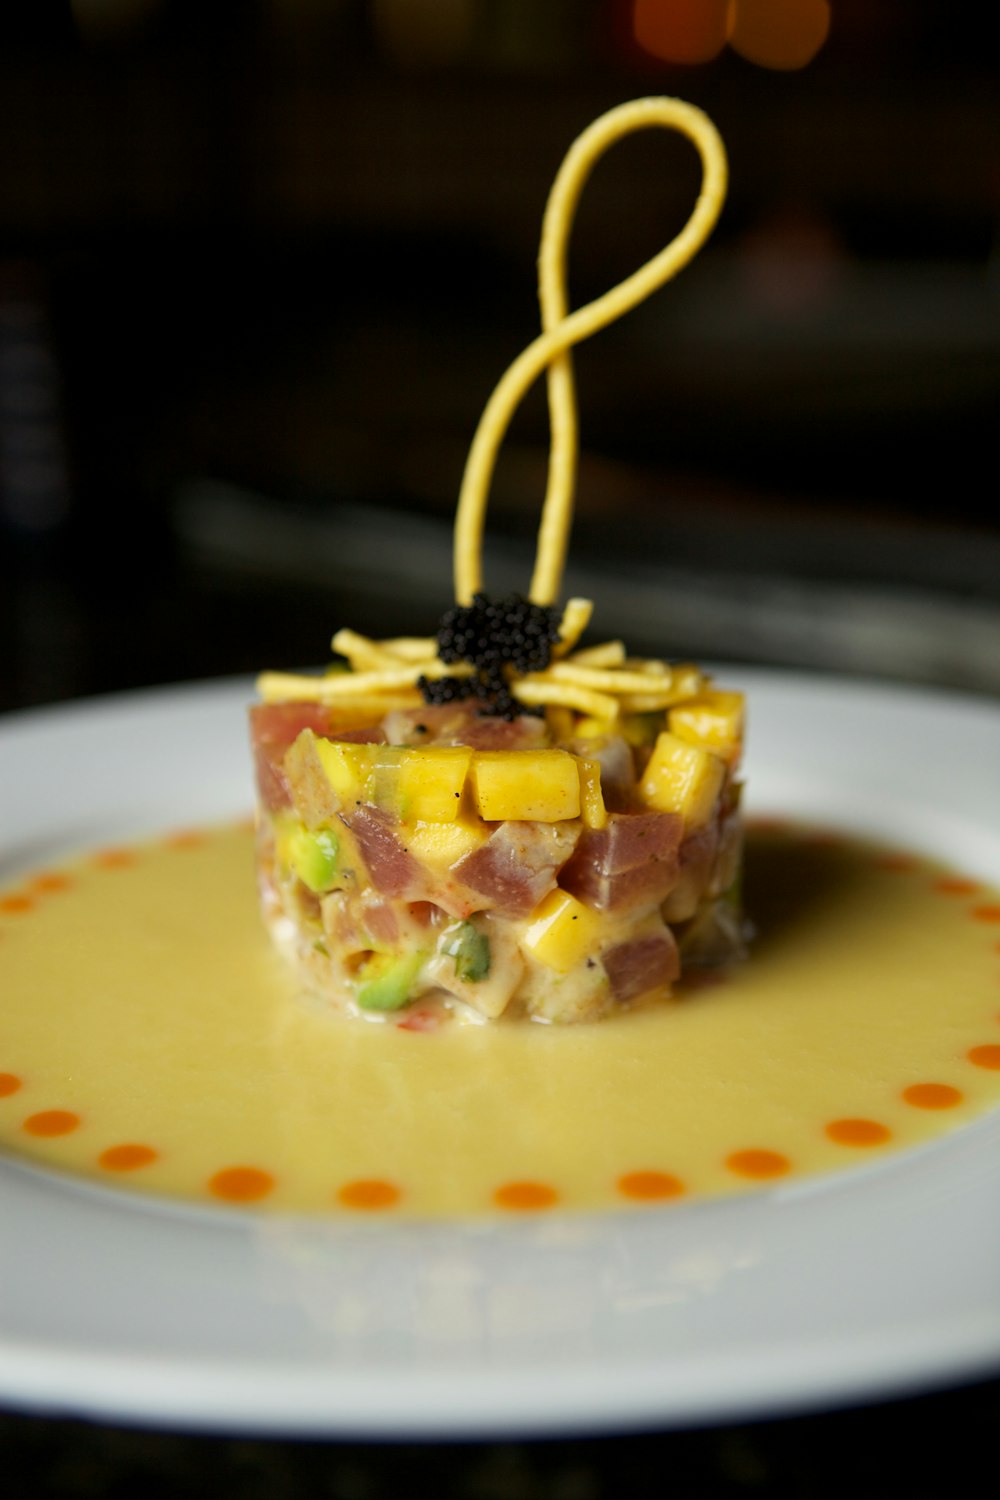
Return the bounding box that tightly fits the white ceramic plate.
[1,670,999,1437]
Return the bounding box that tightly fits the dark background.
[1,1,998,1492]
[2,0,998,712]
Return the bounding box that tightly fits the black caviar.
[419,592,561,719]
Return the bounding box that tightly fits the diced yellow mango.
[576,757,607,830]
[394,747,472,823]
[470,749,581,822]
[405,816,487,870]
[669,691,745,760]
[313,742,472,822]
[670,663,707,699]
[313,739,377,805]
[521,888,605,973]
[639,731,725,827]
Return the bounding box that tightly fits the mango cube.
[313,739,376,805]
[405,815,487,870]
[639,731,725,827]
[470,749,581,822]
[669,691,745,760]
[394,747,472,822]
[521,888,605,972]
[669,663,706,699]
[314,741,472,822]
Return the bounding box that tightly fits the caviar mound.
[420,593,563,719]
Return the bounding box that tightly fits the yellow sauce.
[1,820,999,1218]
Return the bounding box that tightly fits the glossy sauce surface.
[1,821,999,1217]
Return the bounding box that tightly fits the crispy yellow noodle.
[454,97,727,608]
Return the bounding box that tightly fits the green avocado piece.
[356,951,424,1012]
[290,825,341,893]
[442,921,491,983]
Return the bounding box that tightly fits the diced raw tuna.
[564,735,637,811]
[283,729,346,827]
[453,715,550,751]
[339,805,424,898]
[359,897,400,947]
[559,811,682,911]
[661,823,718,922]
[250,704,384,812]
[710,810,743,897]
[382,705,549,751]
[602,925,680,1002]
[381,705,471,745]
[453,820,580,918]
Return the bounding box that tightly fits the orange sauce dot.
[23,1109,81,1137]
[902,1082,963,1110]
[99,1143,159,1172]
[494,1180,559,1211]
[825,1118,891,1147]
[726,1148,791,1180]
[30,872,73,894]
[208,1166,275,1202]
[337,1179,401,1211]
[617,1170,685,1202]
[0,894,34,915]
[164,830,205,850]
[968,1044,1000,1071]
[0,1073,23,1098]
[92,848,137,870]
[933,876,980,896]
[972,904,1000,924]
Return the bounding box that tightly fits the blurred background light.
[633,0,832,72]
[0,0,996,711]
[727,0,832,71]
[633,0,729,64]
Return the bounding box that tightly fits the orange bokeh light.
[727,0,832,71]
[633,0,729,64]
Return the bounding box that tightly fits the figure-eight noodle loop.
[452,96,729,608]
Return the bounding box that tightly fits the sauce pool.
[1,819,999,1218]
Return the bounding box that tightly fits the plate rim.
[1,667,999,1436]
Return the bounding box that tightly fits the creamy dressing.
[1,821,999,1217]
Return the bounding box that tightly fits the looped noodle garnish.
[457,96,727,609]
[258,98,727,721]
